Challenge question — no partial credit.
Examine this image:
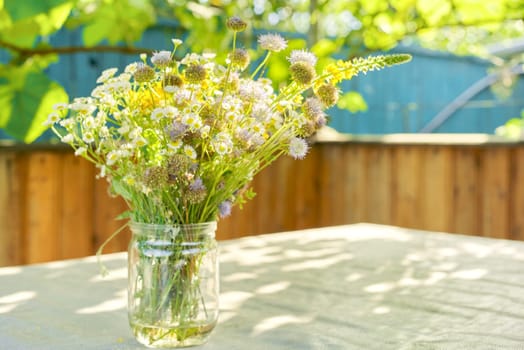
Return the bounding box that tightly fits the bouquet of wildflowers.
[45,17,410,347]
[46,17,410,225]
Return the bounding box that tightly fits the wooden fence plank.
[509,147,524,241]
[366,146,392,224]
[343,144,368,223]
[421,146,454,232]
[93,177,130,254]
[452,147,481,236]
[319,144,347,226]
[481,147,510,239]
[392,146,423,228]
[293,146,321,229]
[25,152,62,264]
[59,153,95,259]
[0,152,24,266]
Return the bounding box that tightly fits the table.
[1,223,524,349]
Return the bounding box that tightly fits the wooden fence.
[1,133,524,267]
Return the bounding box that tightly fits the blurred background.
[1,0,524,266]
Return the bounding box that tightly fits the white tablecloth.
[1,223,524,349]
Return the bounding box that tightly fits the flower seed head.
[289,62,316,85]
[163,74,184,88]
[316,83,339,107]
[288,49,317,67]
[258,33,287,52]
[303,97,325,120]
[133,63,155,83]
[226,16,247,32]
[184,64,207,84]
[143,166,168,188]
[229,48,250,70]
[151,50,172,67]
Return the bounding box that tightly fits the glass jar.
[128,221,219,348]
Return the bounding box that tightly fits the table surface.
[1,223,524,350]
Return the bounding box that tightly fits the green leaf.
[82,0,155,46]
[0,1,72,47]
[337,91,368,113]
[4,0,70,21]
[311,39,337,57]
[0,70,68,143]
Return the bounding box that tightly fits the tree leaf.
[0,70,68,143]
[337,91,368,113]
[4,0,70,22]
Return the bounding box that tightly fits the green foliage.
[337,91,368,113]
[495,110,524,140]
[0,64,68,142]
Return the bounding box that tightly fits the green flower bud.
[289,62,316,85]
[316,83,339,107]
[226,16,247,32]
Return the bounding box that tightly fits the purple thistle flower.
[169,121,188,140]
[189,177,206,191]
[218,201,232,218]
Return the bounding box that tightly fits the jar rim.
[129,221,217,235]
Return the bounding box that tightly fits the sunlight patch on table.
[450,268,487,280]
[90,267,127,282]
[255,281,290,294]
[0,291,36,314]
[76,289,126,314]
[220,291,253,312]
[0,267,22,276]
[251,315,313,336]
[222,272,258,282]
[282,253,352,271]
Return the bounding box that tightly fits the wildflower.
[187,177,207,203]
[144,166,168,188]
[52,102,68,111]
[289,62,316,85]
[44,111,61,126]
[258,33,287,52]
[288,137,309,159]
[170,121,188,139]
[106,150,120,166]
[288,50,317,67]
[168,139,183,151]
[82,132,95,143]
[133,63,155,83]
[74,147,87,156]
[61,133,74,143]
[303,97,324,120]
[184,64,206,83]
[218,201,232,218]
[183,145,198,159]
[315,83,339,107]
[226,16,247,32]
[182,113,203,130]
[96,68,118,83]
[151,50,172,68]
[228,48,250,70]
[164,74,184,88]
